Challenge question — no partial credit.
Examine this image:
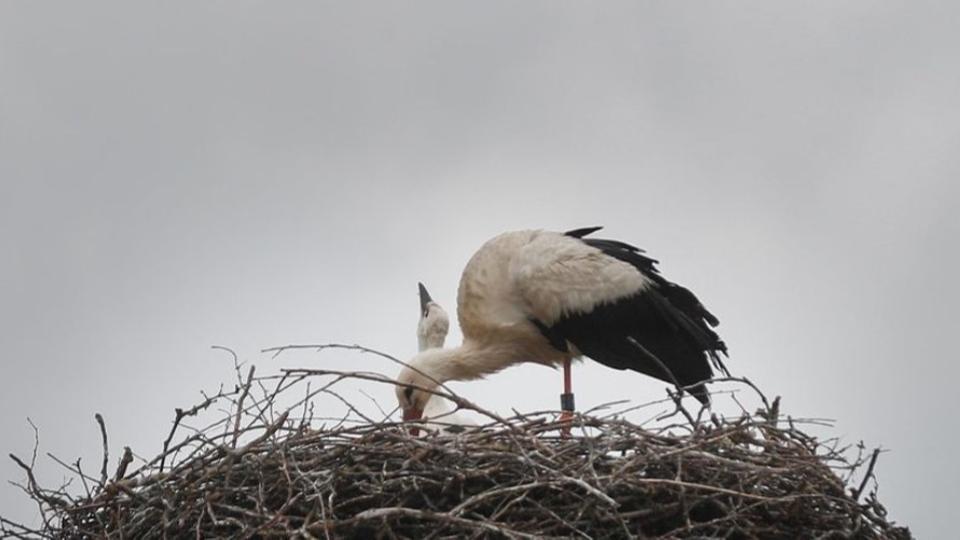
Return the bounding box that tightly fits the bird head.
[417,282,449,350]
[395,347,458,434]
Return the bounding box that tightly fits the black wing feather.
[540,230,728,404]
[564,226,605,239]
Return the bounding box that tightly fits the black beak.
[418,282,433,315]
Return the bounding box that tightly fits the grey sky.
[2,3,957,536]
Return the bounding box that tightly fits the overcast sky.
[2,2,957,537]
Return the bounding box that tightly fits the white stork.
[395,227,728,423]
[417,282,450,352]
[414,282,474,428]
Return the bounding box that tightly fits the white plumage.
[414,283,474,431]
[396,228,727,422]
[417,282,450,352]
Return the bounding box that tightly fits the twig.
[94,413,109,488]
[114,446,134,482]
[853,448,882,501]
[232,365,256,447]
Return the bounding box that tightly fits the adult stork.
[395,227,728,423]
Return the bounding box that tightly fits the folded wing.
[515,229,728,404]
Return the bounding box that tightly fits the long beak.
[403,407,423,436]
[418,282,433,315]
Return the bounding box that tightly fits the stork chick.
[412,282,473,430]
[417,282,450,351]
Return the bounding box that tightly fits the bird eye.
[403,387,414,403]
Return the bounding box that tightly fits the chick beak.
[403,407,423,436]
[418,282,433,316]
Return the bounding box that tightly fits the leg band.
[560,392,575,412]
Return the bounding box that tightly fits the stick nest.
[3,345,912,539]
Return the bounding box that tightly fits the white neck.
[417,307,449,352]
[412,340,532,384]
[418,332,444,352]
